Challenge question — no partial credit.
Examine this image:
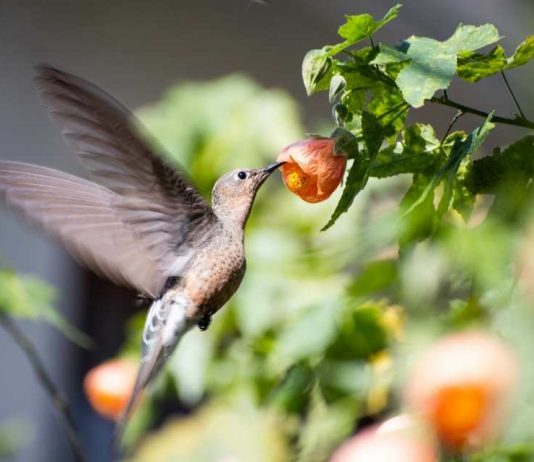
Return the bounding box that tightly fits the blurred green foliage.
[0,267,91,347]
[1,5,534,462]
[123,6,534,462]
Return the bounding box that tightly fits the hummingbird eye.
[237,171,247,180]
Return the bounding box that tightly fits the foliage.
[0,267,91,348]
[2,4,534,461]
[122,6,534,462]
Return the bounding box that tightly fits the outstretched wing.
[0,66,217,297]
[0,161,167,296]
[34,66,216,273]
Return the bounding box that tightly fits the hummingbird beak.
[253,161,285,189]
[261,161,286,174]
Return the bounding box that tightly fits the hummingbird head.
[211,161,284,227]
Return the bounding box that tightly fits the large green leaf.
[379,24,500,107]
[395,37,457,108]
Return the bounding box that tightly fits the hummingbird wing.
[0,161,169,296]
[0,66,217,296]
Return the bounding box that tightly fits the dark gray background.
[0,1,532,461]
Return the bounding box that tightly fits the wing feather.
[0,65,220,296]
[0,161,169,297]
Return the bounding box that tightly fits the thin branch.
[442,110,465,143]
[0,314,86,462]
[430,95,534,130]
[500,70,527,119]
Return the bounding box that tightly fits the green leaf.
[269,302,341,374]
[436,115,495,216]
[394,24,500,107]
[296,388,358,462]
[367,86,408,141]
[399,173,437,246]
[326,304,388,360]
[457,46,507,82]
[338,4,402,43]
[322,113,384,230]
[458,35,534,82]
[446,298,486,329]
[395,37,457,108]
[507,35,534,69]
[302,49,333,96]
[0,269,92,348]
[452,166,476,220]
[466,136,534,194]
[403,115,494,216]
[347,259,398,298]
[316,4,402,60]
[270,363,315,414]
[371,43,410,66]
[444,23,500,52]
[370,124,440,178]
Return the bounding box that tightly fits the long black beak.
[262,161,286,174]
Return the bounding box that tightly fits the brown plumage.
[0,66,283,443]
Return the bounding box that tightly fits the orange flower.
[404,331,517,451]
[84,358,137,421]
[277,137,347,203]
[330,416,437,462]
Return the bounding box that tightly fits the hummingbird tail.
[112,342,164,449]
[112,295,192,449]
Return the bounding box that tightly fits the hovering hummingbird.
[0,66,284,438]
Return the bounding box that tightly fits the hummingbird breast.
[178,227,246,321]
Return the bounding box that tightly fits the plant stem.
[430,95,534,130]
[0,314,86,462]
[442,110,465,142]
[501,70,527,119]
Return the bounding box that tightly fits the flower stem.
[500,70,527,119]
[0,314,86,462]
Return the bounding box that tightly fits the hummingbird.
[0,66,284,438]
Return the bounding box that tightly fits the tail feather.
[112,295,192,449]
[112,341,165,446]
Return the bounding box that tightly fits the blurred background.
[0,1,533,461]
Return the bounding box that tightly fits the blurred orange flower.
[330,415,437,462]
[84,358,137,421]
[404,331,518,451]
[277,137,346,203]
